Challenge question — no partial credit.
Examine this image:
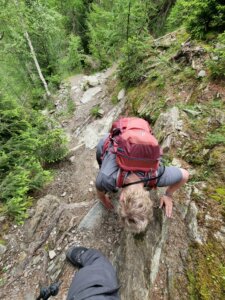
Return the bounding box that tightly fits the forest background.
[0,0,225,222]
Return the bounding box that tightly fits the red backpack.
[102,117,164,188]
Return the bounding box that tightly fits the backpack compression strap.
[121,165,166,188]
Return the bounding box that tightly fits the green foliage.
[0,96,68,222]
[210,187,225,208]
[167,0,225,39]
[207,32,225,79]
[205,125,225,147]
[38,129,68,163]
[146,0,176,36]
[187,240,225,300]
[59,34,83,73]
[118,36,151,86]
[87,0,149,67]
[0,0,85,103]
[90,105,102,118]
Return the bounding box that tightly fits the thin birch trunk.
[14,0,51,97]
[24,31,51,97]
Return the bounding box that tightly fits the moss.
[133,231,146,242]
[210,187,225,209]
[187,239,225,300]
[203,182,225,218]
[106,77,124,105]
[180,141,206,165]
[0,239,6,245]
[206,126,225,148]
[126,79,168,125]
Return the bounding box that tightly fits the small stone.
[98,109,104,117]
[90,181,94,186]
[24,271,28,278]
[61,192,67,197]
[49,250,56,260]
[198,70,206,78]
[32,255,42,266]
[88,75,99,87]
[117,89,126,101]
[0,244,7,255]
[69,156,76,163]
[89,188,93,192]
[0,216,6,222]
[171,158,182,167]
[202,149,210,156]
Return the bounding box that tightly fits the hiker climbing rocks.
[95,117,189,233]
[66,246,120,300]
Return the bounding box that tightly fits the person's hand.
[159,195,173,218]
[101,194,114,210]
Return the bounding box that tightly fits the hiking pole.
[36,281,62,300]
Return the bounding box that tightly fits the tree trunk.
[24,31,51,97]
[14,0,51,97]
[126,1,131,42]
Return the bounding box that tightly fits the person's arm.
[96,189,114,210]
[159,192,173,218]
[160,168,189,218]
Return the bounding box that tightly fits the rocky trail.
[1,56,224,299]
[0,66,125,299]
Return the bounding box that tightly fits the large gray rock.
[25,195,60,240]
[115,203,168,300]
[78,202,107,230]
[154,107,183,152]
[79,97,126,149]
[80,86,102,104]
[186,202,203,244]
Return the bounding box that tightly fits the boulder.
[154,107,183,152]
[78,202,107,230]
[80,86,102,104]
[115,192,169,300]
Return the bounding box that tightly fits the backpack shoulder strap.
[121,165,165,188]
[101,135,111,161]
[116,169,128,188]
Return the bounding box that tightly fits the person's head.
[118,185,153,233]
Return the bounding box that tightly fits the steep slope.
[0,30,224,300]
[117,29,225,299]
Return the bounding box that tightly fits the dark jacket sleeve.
[67,249,120,300]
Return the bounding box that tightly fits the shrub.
[0,96,68,222]
[90,105,102,118]
[59,34,83,73]
[38,129,68,163]
[207,32,225,79]
[118,36,151,86]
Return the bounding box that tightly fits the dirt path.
[0,66,124,300]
